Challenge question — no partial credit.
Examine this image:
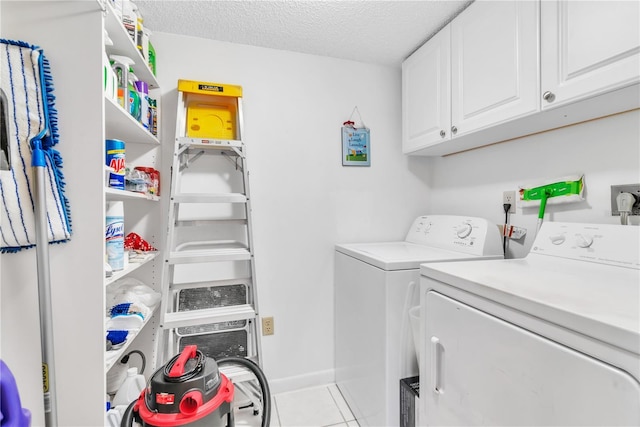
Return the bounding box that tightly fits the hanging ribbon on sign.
[342,106,370,166]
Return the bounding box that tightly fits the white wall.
[1,2,106,426]
[425,109,640,258]
[153,32,432,392]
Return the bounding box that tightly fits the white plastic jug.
[112,367,145,407]
[105,408,121,427]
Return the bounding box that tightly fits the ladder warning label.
[198,84,224,92]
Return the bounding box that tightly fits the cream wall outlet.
[262,317,274,336]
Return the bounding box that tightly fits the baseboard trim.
[268,368,335,395]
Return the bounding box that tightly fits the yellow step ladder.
[158,80,262,381]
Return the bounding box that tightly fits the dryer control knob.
[456,224,473,239]
[549,235,566,245]
[575,234,593,248]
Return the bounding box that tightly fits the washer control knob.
[575,234,593,248]
[456,224,473,239]
[549,235,566,245]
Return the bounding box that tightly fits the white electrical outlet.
[503,191,516,213]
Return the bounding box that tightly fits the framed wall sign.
[342,122,370,167]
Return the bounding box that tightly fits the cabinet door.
[451,0,539,136]
[541,1,640,109]
[402,25,450,153]
[423,291,640,426]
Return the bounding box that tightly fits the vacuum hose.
[120,397,136,427]
[120,356,271,427]
[218,356,271,427]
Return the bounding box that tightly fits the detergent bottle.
[147,41,156,76]
[121,0,137,43]
[134,80,149,129]
[133,2,145,57]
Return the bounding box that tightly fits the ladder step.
[169,247,251,264]
[163,304,256,329]
[177,136,243,149]
[173,193,247,204]
[169,278,252,292]
[219,361,261,384]
[175,218,247,227]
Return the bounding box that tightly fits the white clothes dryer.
[420,222,640,426]
[335,215,503,427]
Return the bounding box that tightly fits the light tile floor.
[235,383,359,427]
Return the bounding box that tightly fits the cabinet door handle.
[430,336,444,394]
[451,126,457,135]
[439,130,446,138]
[543,91,556,103]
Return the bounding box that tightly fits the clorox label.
[199,84,223,92]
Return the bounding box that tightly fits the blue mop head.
[0,39,72,253]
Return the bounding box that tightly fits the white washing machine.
[420,221,640,426]
[335,215,503,427]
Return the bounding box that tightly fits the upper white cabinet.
[402,0,539,155]
[541,1,640,109]
[450,0,539,136]
[404,0,640,156]
[402,26,451,152]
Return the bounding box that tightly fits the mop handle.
[31,138,58,427]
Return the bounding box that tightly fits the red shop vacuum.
[121,345,270,427]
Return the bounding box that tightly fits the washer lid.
[335,241,501,270]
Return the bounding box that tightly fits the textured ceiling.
[135,0,473,67]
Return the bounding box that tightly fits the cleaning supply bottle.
[110,55,141,120]
[147,41,156,76]
[103,50,117,102]
[133,2,145,57]
[106,201,125,271]
[110,55,131,111]
[134,80,149,130]
[106,139,126,190]
[121,0,137,43]
[127,70,141,122]
[112,367,145,407]
[148,97,157,136]
[142,28,152,63]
